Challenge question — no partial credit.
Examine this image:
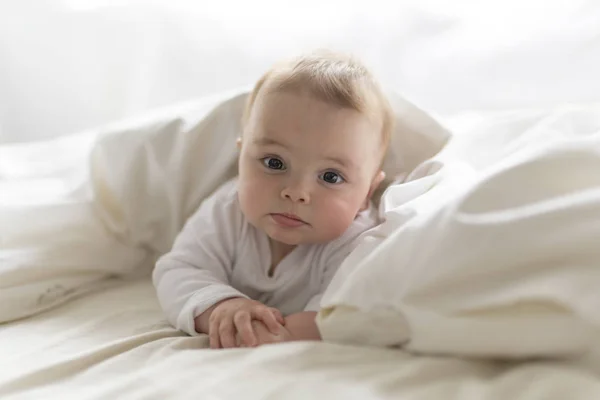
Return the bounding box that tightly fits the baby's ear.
[236,137,242,149]
[360,170,386,211]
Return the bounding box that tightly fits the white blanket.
[319,104,600,358]
[0,88,449,323]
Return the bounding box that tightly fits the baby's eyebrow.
[252,137,286,147]
[325,156,354,170]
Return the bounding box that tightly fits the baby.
[153,51,394,349]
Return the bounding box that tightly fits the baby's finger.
[209,316,221,349]
[209,324,221,349]
[219,320,237,349]
[209,333,221,349]
[234,312,257,347]
[270,308,285,325]
[254,308,282,334]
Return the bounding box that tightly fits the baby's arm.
[152,181,248,335]
[153,181,284,346]
[238,312,320,346]
[281,312,321,341]
[237,312,319,346]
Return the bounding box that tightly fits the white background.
[1,0,599,143]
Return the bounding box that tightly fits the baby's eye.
[320,171,345,184]
[261,156,286,170]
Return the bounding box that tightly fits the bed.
[2,2,600,399]
[2,278,600,399]
[2,93,600,399]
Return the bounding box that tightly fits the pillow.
[0,88,449,323]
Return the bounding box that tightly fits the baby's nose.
[284,192,306,203]
[281,185,310,204]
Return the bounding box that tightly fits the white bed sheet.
[2,278,600,400]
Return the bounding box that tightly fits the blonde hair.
[242,51,394,156]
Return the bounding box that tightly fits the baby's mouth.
[270,213,309,228]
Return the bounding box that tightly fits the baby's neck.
[268,238,296,276]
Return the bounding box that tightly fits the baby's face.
[238,90,383,246]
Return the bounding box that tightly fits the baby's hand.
[208,298,284,349]
[238,320,290,347]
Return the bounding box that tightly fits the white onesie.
[153,179,378,336]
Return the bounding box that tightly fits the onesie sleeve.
[152,179,249,335]
[304,205,379,312]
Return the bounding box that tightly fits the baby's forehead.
[251,104,384,166]
[260,90,384,138]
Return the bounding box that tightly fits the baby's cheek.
[317,198,359,239]
[238,177,267,217]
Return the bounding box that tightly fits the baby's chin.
[266,228,345,246]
